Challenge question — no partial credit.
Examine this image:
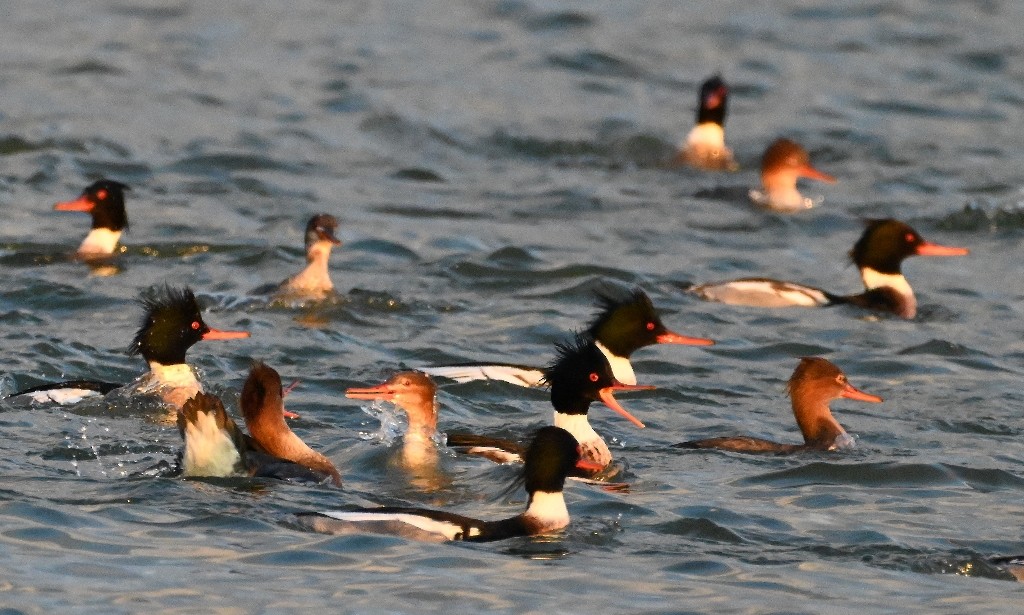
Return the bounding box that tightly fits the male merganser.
[54,179,130,257]
[678,357,882,454]
[274,214,341,297]
[674,75,738,171]
[748,138,836,211]
[13,285,250,409]
[345,371,440,471]
[294,426,601,542]
[177,362,341,485]
[689,219,969,319]
[447,333,654,474]
[421,287,712,387]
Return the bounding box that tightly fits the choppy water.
[2,0,1024,612]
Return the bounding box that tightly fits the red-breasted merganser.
[294,426,601,542]
[689,219,969,319]
[748,138,836,211]
[177,362,341,485]
[13,285,249,409]
[447,333,654,475]
[421,287,712,387]
[678,357,882,454]
[54,179,130,257]
[345,371,440,471]
[674,75,738,171]
[273,214,341,298]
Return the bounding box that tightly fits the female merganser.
[748,138,835,211]
[689,219,969,319]
[678,357,882,454]
[294,426,601,542]
[447,333,654,474]
[421,287,712,387]
[274,214,341,297]
[13,285,249,409]
[54,179,130,257]
[674,75,738,171]
[345,371,440,471]
[177,362,341,485]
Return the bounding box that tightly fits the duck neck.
[78,228,122,256]
[792,397,847,449]
[286,241,334,291]
[685,122,725,150]
[524,490,570,533]
[249,409,342,486]
[860,267,915,318]
[594,341,636,386]
[553,411,611,467]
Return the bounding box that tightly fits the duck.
[677,357,882,454]
[748,138,835,211]
[273,214,341,297]
[688,219,969,319]
[177,362,342,485]
[294,426,600,542]
[12,285,250,410]
[345,371,440,471]
[54,179,130,257]
[674,75,738,171]
[446,333,654,475]
[421,287,712,387]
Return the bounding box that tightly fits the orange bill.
[575,456,605,472]
[840,382,882,403]
[54,196,93,212]
[346,383,395,402]
[798,164,836,183]
[201,328,250,340]
[598,382,656,429]
[657,330,714,346]
[915,241,969,257]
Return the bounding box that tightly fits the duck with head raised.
[274,214,341,298]
[674,75,738,171]
[54,179,130,257]
[678,357,882,454]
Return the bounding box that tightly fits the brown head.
[240,361,341,486]
[787,357,882,447]
[761,138,836,187]
[346,371,438,433]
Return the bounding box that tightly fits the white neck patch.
[595,340,636,385]
[146,362,201,390]
[525,490,569,532]
[554,412,611,466]
[860,267,915,316]
[78,228,122,255]
[684,122,726,150]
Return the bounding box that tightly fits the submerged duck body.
[678,357,882,454]
[295,426,600,542]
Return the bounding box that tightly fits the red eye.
[905,233,915,243]
[589,372,599,382]
[191,321,200,330]
[646,322,655,331]
[97,189,108,200]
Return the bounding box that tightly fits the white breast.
[524,490,569,532]
[78,228,122,256]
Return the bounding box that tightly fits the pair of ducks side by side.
[54,180,341,297]
[674,75,836,212]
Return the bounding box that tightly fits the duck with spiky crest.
[688,219,969,319]
[445,333,654,476]
[678,357,882,454]
[420,286,712,387]
[12,285,249,409]
[54,179,130,257]
[295,426,599,542]
[178,362,341,485]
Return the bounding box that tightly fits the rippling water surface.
[2,1,1024,612]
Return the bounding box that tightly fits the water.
[2,0,1024,612]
